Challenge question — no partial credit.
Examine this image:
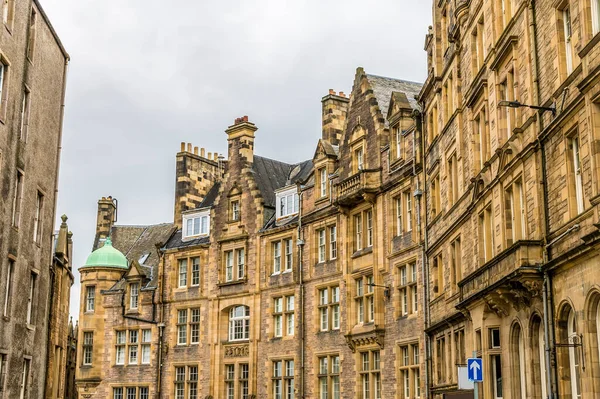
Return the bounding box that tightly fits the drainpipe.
[528,1,557,397]
[157,246,168,398]
[415,102,431,398]
[296,183,306,398]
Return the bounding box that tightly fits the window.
[454,329,466,366]
[229,306,250,341]
[273,295,294,337]
[116,331,126,365]
[472,16,485,74]
[12,170,23,227]
[563,6,574,74]
[479,205,494,264]
[178,259,188,287]
[1,0,13,27]
[174,365,198,399]
[499,0,512,28]
[0,353,6,392]
[399,344,420,398]
[450,237,462,292]
[231,200,240,221]
[498,73,517,140]
[182,210,210,239]
[318,229,326,263]
[355,147,364,172]
[26,273,36,324]
[26,9,36,60]
[360,350,381,399]
[432,253,443,295]
[129,283,139,309]
[224,249,245,282]
[395,197,402,236]
[113,388,123,399]
[356,275,374,324]
[141,329,151,364]
[31,191,43,242]
[567,308,582,399]
[329,226,337,260]
[366,210,373,247]
[177,309,188,345]
[448,154,458,205]
[284,239,293,271]
[394,126,403,159]
[355,214,363,250]
[404,191,413,232]
[83,332,93,365]
[511,325,526,399]
[318,355,340,399]
[191,257,200,286]
[273,241,282,274]
[129,330,138,365]
[436,336,447,384]
[593,0,600,35]
[19,358,30,399]
[225,363,249,399]
[2,259,12,318]
[568,135,585,215]
[319,286,340,331]
[489,328,503,399]
[504,179,526,246]
[190,308,200,344]
[319,167,328,197]
[431,174,440,218]
[272,360,294,399]
[276,187,299,218]
[398,263,417,316]
[20,87,31,143]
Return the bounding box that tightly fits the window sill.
[80,365,93,369]
[26,323,35,331]
[125,310,140,316]
[217,279,247,287]
[282,269,292,274]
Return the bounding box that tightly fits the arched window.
[531,315,547,399]
[567,309,582,399]
[511,323,526,399]
[229,305,250,341]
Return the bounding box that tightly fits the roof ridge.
[254,154,294,168]
[112,222,172,228]
[365,73,423,86]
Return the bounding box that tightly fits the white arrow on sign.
[470,360,481,380]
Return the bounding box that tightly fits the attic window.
[276,187,299,218]
[182,209,210,239]
[138,253,150,264]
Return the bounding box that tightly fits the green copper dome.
[82,237,128,270]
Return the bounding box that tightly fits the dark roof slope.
[252,155,294,207]
[199,182,221,208]
[366,74,423,123]
[164,229,211,250]
[289,159,313,184]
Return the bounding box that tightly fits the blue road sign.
[467,358,483,382]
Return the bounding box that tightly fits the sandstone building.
[0,0,70,398]
[420,0,600,398]
[75,68,426,399]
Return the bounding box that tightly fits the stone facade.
[420,0,600,398]
[0,0,69,398]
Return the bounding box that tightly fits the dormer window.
[319,168,328,198]
[276,187,299,218]
[182,209,210,239]
[129,283,139,309]
[353,146,364,173]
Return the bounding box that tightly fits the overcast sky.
[40,0,432,318]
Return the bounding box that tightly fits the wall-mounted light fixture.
[367,283,391,300]
[498,100,556,117]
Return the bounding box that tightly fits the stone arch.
[584,287,600,395]
[557,300,582,399]
[530,312,548,399]
[510,320,527,399]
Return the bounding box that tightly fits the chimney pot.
[187,143,192,152]
[193,146,198,155]
[200,148,205,158]
[208,152,212,160]
[339,92,345,97]
[329,89,335,95]
[181,142,185,152]
[243,115,248,122]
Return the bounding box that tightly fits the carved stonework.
[224,344,250,358]
[345,329,385,353]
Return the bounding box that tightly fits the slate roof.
[199,182,221,208]
[164,229,211,250]
[366,74,423,125]
[252,155,294,207]
[289,159,313,185]
[106,223,176,288]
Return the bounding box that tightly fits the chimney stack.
[94,196,117,250]
[225,116,257,165]
[321,91,349,146]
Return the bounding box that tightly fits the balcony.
[334,169,381,207]
[457,241,544,316]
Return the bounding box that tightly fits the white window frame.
[320,167,328,197]
[182,209,210,239]
[593,0,600,35]
[276,186,299,218]
[229,306,250,341]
